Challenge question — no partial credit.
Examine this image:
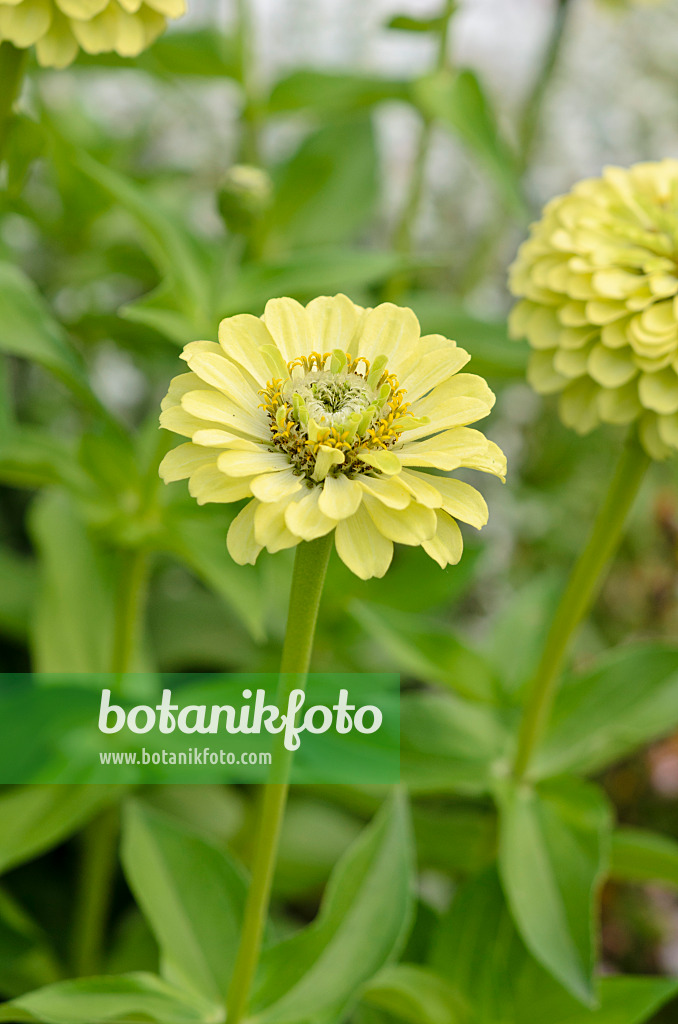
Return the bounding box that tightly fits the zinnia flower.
[509,160,678,459]
[159,295,506,580]
[0,0,184,69]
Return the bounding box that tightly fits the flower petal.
[182,349,261,409]
[352,302,420,366]
[285,487,337,541]
[334,505,393,580]
[422,511,464,568]
[406,374,496,440]
[181,389,269,440]
[318,474,362,519]
[254,498,300,553]
[227,500,262,565]
[406,472,489,529]
[364,495,436,545]
[217,449,289,477]
[305,294,361,353]
[357,474,410,509]
[188,465,253,505]
[250,469,303,503]
[159,443,215,483]
[218,314,276,385]
[263,297,311,361]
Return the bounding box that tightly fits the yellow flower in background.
[509,160,678,459]
[159,295,506,580]
[0,0,184,69]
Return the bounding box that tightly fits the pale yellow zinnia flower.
[509,160,678,459]
[0,0,185,69]
[159,295,506,580]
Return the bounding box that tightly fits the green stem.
[518,0,572,172]
[110,547,149,677]
[383,0,456,302]
[235,0,262,164]
[512,432,651,780]
[226,533,333,1024]
[70,806,119,976]
[0,41,27,167]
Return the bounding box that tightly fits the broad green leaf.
[0,545,36,640]
[0,785,122,875]
[414,69,526,215]
[274,797,362,899]
[405,293,528,380]
[0,973,219,1024]
[161,510,266,642]
[610,827,678,888]
[0,888,60,997]
[28,491,116,672]
[71,149,213,333]
[268,71,411,115]
[269,116,379,249]
[0,428,88,493]
[362,964,467,1024]
[430,867,678,1024]
[497,777,612,1006]
[349,600,498,703]
[401,691,510,794]
[0,263,93,405]
[251,792,414,1024]
[121,800,247,1006]
[412,802,496,875]
[534,644,678,778]
[72,28,239,77]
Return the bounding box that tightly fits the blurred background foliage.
[2,0,678,1020]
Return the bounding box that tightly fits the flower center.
[259,350,425,480]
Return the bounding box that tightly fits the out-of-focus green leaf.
[28,491,116,672]
[497,777,612,1006]
[273,798,362,899]
[430,867,678,1024]
[414,69,526,215]
[121,800,247,1006]
[0,973,218,1024]
[413,802,496,874]
[0,428,88,492]
[0,263,93,405]
[72,28,240,77]
[400,691,510,794]
[0,888,60,997]
[610,827,678,888]
[362,964,467,1024]
[4,114,44,197]
[0,546,36,640]
[121,282,197,346]
[387,13,452,32]
[0,785,122,876]
[268,71,411,115]
[70,149,213,333]
[487,574,563,698]
[269,116,379,248]
[219,249,410,315]
[160,510,266,643]
[534,644,678,778]
[251,793,414,1024]
[349,600,498,703]
[406,293,528,380]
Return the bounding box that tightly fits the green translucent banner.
[0,673,400,784]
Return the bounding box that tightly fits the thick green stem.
[70,806,119,976]
[513,432,651,780]
[0,41,27,167]
[226,533,333,1024]
[110,547,149,677]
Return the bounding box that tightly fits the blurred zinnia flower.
[159,295,505,580]
[0,0,184,69]
[509,160,678,459]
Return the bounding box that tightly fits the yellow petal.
[638,369,678,415]
[395,469,443,508]
[56,0,108,19]
[312,445,345,482]
[357,450,401,475]
[262,297,311,361]
[597,381,642,425]
[398,427,507,479]
[0,0,51,46]
[587,343,637,388]
[217,449,289,477]
[188,465,252,505]
[159,442,215,482]
[410,473,488,529]
[191,428,244,447]
[285,487,337,541]
[218,314,276,385]
[527,351,568,394]
[34,9,78,66]
[364,495,436,545]
[334,505,393,580]
[181,389,269,440]
[422,510,463,568]
[182,349,260,409]
[398,338,470,403]
[407,374,496,440]
[254,499,299,553]
[357,474,410,509]
[227,500,262,565]
[143,0,184,16]
[250,469,303,503]
[558,378,600,434]
[318,473,362,520]
[304,294,361,353]
[352,302,419,365]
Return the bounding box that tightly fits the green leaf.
[0,428,88,492]
[274,797,362,899]
[28,491,116,673]
[414,69,526,216]
[0,973,219,1024]
[400,691,510,794]
[269,116,379,249]
[0,785,122,875]
[121,800,247,1006]
[362,964,467,1024]
[610,827,678,888]
[387,13,451,32]
[412,802,496,875]
[268,71,411,115]
[4,114,45,197]
[535,644,678,778]
[349,600,498,703]
[430,867,678,1024]
[497,777,612,1006]
[0,545,36,640]
[0,888,60,997]
[251,792,414,1023]
[0,263,93,404]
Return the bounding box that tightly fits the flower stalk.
[226,532,333,1024]
[512,430,650,780]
